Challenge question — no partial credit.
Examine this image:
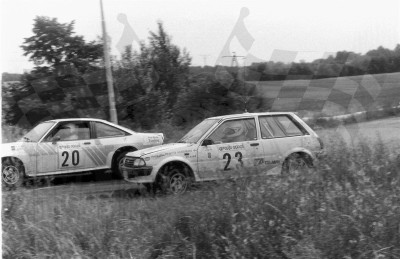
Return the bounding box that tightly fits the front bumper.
[120,165,153,179]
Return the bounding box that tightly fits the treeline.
[2,16,400,131]
[190,45,400,81]
[2,18,264,130]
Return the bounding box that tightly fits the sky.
[1,0,399,74]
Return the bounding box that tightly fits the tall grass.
[2,136,400,258]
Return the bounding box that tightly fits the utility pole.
[100,0,118,124]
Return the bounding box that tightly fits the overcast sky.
[1,0,399,73]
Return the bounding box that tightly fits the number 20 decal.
[223,152,243,170]
[61,150,80,167]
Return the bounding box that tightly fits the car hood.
[126,142,196,157]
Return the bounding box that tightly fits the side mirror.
[52,136,61,144]
[202,139,214,146]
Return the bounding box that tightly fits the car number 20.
[60,150,80,167]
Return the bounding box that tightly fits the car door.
[258,116,286,174]
[258,115,307,174]
[197,118,265,180]
[38,121,93,174]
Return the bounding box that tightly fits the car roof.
[45,118,111,123]
[42,118,136,133]
[207,112,296,120]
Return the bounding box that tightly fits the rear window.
[95,122,127,138]
[259,115,305,138]
[275,116,304,136]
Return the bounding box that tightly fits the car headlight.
[133,158,146,167]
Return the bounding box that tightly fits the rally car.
[1,118,164,188]
[120,112,324,194]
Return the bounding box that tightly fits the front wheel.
[2,158,25,189]
[158,167,190,195]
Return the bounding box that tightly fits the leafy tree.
[21,16,103,74]
[148,22,191,109]
[114,23,191,129]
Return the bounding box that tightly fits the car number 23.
[222,152,243,171]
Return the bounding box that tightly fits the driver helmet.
[63,123,76,130]
[62,123,77,134]
[223,121,245,138]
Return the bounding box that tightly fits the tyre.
[112,151,129,179]
[2,158,25,189]
[158,167,190,195]
[282,153,311,175]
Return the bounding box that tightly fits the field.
[249,72,400,116]
[316,116,400,148]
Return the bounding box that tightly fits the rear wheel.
[282,153,311,174]
[2,158,25,189]
[112,151,129,179]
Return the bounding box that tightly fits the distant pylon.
[200,54,210,67]
[222,52,245,67]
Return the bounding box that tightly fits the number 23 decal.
[61,150,80,167]
[223,152,243,170]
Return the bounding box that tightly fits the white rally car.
[1,118,164,188]
[120,112,324,194]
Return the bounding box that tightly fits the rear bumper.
[312,150,326,166]
[315,150,325,159]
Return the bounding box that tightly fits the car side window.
[259,116,286,138]
[95,122,126,138]
[259,115,305,138]
[259,118,274,139]
[208,118,257,144]
[275,116,304,136]
[46,122,90,141]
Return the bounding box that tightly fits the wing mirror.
[202,139,214,146]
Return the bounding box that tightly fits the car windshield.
[178,119,218,143]
[20,121,55,142]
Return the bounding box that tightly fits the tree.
[113,22,192,128]
[148,22,191,109]
[21,16,103,74]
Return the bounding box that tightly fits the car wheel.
[112,151,129,179]
[159,167,190,195]
[282,153,310,175]
[2,158,25,189]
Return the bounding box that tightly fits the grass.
[3,135,400,258]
